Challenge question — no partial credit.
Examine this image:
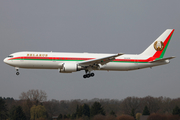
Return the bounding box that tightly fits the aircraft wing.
[149,56,175,63]
[78,53,123,66]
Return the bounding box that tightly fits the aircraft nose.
[4,57,14,66]
[3,58,8,64]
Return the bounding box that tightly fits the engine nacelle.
[60,63,80,73]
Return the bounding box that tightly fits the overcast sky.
[0,0,180,101]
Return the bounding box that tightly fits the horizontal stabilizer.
[149,56,175,63]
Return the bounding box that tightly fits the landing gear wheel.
[83,73,95,79]
[86,74,90,78]
[16,72,20,75]
[83,70,95,79]
[83,75,87,78]
[90,73,95,77]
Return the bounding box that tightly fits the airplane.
[4,29,175,78]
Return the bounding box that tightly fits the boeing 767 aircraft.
[4,29,175,78]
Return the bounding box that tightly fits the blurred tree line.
[1,89,180,120]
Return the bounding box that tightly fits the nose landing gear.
[15,67,20,75]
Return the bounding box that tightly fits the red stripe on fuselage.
[9,56,154,63]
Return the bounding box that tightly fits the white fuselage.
[3,51,168,72]
[3,29,175,78]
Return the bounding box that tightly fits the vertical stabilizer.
[140,29,174,59]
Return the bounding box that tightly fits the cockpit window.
[8,55,13,58]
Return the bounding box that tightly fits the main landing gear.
[83,70,95,78]
[15,67,20,75]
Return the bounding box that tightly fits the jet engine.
[59,63,82,73]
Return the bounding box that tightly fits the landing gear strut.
[83,70,95,78]
[15,67,20,75]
